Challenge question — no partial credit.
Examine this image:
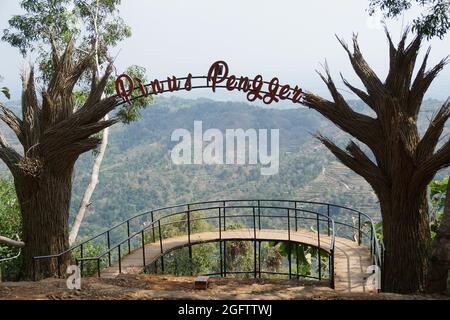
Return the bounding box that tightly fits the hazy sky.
[0,0,449,102]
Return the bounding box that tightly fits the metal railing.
[33,199,383,289]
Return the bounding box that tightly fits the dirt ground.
[0,274,448,300]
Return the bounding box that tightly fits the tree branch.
[414,134,450,189]
[0,235,24,248]
[0,104,23,144]
[0,131,22,176]
[315,134,387,193]
[340,73,375,110]
[409,55,449,117]
[40,118,118,163]
[336,34,388,104]
[301,65,381,153]
[416,99,450,162]
[81,63,114,110]
[21,67,41,152]
[385,29,422,98]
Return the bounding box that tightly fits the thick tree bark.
[16,166,74,279]
[427,180,450,292]
[381,190,430,292]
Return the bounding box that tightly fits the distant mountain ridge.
[0,97,447,239]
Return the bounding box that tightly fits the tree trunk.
[381,188,430,293]
[427,180,450,292]
[15,164,74,280]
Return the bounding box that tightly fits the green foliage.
[74,64,153,125]
[374,221,383,240]
[268,241,327,278]
[0,76,10,100]
[2,0,131,84]
[0,179,22,280]
[369,0,450,39]
[1,87,10,100]
[2,0,77,56]
[429,177,448,238]
[107,65,153,124]
[158,243,217,276]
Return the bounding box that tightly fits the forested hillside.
[1,97,446,240]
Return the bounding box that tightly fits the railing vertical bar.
[253,207,257,239]
[187,207,191,245]
[223,201,226,231]
[223,241,227,277]
[107,231,111,267]
[151,211,156,243]
[254,240,257,279]
[80,244,84,275]
[258,200,261,230]
[295,202,298,232]
[327,204,331,237]
[118,246,122,274]
[253,206,257,279]
[218,207,222,239]
[219,240,223,277]
[316,213,321,281]
[258,240,262,279]
[158,220,163,254]
[142,230,146,268]
[287,209,291,241]
[127,221,131,254]
[358,212,362,246]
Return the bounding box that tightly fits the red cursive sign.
[115,61,303,105]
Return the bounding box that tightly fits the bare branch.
[40,118,118,162]
[385,29,422,97]
[315,134,387,193]
[0,130,22,176]
[302,66,381,153]
[82,63,114,110]
[21,67,41,151]
[336,34,387,101]
[49,33,61,68]
[69,50,95,88]
[75,95,121,125]
[414,134,450,189]
[0,104,23,144]
[340,73,375,110]
[0,235,24,248]
[416,99,450,162]
[409,55,449,117]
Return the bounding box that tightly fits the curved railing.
[33,200,383,289]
